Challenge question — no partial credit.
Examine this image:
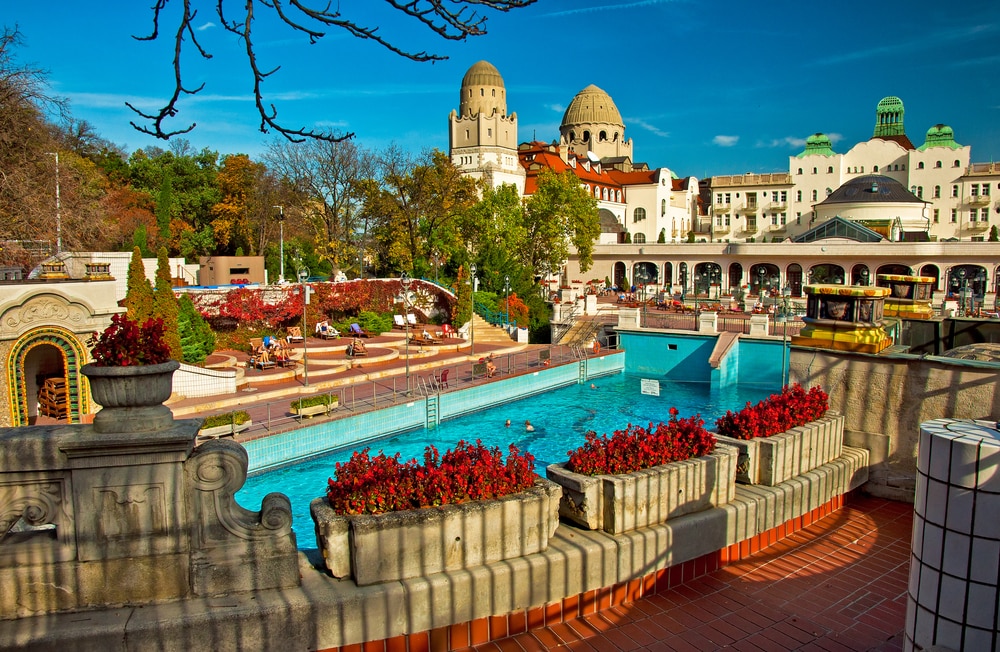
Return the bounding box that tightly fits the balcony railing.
[967,195,991,206]
[765,201,788,211]
[713,224,731,234]
[737,203,759,214]
[965,221,990,231]
[713,203,731,212]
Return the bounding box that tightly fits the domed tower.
[449,61,524,192]
[873,96,905,138]
[558,85,633,162]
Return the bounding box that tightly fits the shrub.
[566,408,715,476]
[326,440,536,515]
[201,410,250,429]
[87,313,172,366]
[714,384,829,441]
[292,394,338,410]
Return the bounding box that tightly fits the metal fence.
[197,346,587,441]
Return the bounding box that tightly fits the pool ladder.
[425,394,440,428]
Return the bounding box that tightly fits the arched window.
[613,132,619,142]
[491,89,495,97]
[583,130,590,142]
[661,199,667,216]
[934,185,941,198]
[633,207,647,223]
[480,88,484,96]
[935,161,942,168]
[811,190,818,201]
[874,165,879,172]
[954,160,961,167]
[918,161,925,169]
[633,233,646,244]
[569,131,576,141]
[828,166,834,173]
[599,130,607,141]
[917,186,923,198]
[813,167,818,174]
[796,190,802,202]
[797,168,803,174]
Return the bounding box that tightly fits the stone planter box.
[290,398,338,418]
[545,443,737,535]
[197,420,251,439]
[310,478,562,586]
[714,413,844,486]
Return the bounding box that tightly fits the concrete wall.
[790,347,1000,500]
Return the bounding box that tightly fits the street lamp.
[46,152,62,253]
[469,263,477,354]
[274,206,285,283]
[757,267,766,299]
[503,275,510,326]
[694,273,701,316]
[297,267,310,386]
[860,268,869,286]
[781,284,792,386]
[401,272,412,392]
[959,268,968,316]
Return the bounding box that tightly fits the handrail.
[474,300,515,328]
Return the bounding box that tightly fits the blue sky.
[11,0,1000,177]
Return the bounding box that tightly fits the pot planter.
[198,420,252,439]
[290,397,338,418]
[546,443,737,535]
[81,360,180,434]
[310,478,562,585]
[714,412,844,486]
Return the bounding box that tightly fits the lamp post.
[401,272,412,392]
[959,268,968,316]
[297,267,310,386]
[860,268,870,286]
[274,206,285,283]
[757,267,766,298]
[503,275,510,326]
[470,263,477,355]
[977,270,987,316]
[694,273,701,316]
[46,152,62,253]
[781,284,792,386]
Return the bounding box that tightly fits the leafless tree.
[129,0,535,143]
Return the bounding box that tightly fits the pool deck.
[455,494,912,652]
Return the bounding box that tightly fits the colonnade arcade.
[614,259,998,299]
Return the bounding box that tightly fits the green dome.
[874,96,905,138]
[796,133,836,158]
[918,123,962,151]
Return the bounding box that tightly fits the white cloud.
[197,22,216,32]
[544,0,682,18]
[713,135,739,147]
[628,117,669,139]
[546,103,565,113]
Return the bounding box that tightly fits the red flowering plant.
[714,384,829,441]
[566,408,716,476]
[326,440,537,516]
[87,313,172,366]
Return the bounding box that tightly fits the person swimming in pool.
[524,420,534,432]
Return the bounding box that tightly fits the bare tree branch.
[128,0,535,143]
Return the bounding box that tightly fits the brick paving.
[458,495,913,652]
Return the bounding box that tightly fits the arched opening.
[920,264,941,291]
[662,262,673,288]
[787,263,803,296]
[633,262,658,287]
[728,263,744,292]
[693,263,722,297]
[947,265,988,302]
[8,326,90,426]
[851,264,872,286]
[876,263,911,276]
[613,261,627,290]
[750,263,781,296]
[808,264,846,286]
[678,262,689,292]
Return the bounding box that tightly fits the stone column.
[905,419,1000,651]
[699,312,718,334]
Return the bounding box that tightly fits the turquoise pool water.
[236,373,777,545]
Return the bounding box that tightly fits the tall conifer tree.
[153,247,184,360]
[122,247,154,322]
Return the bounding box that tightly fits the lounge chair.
[410,334,439,346]
[406,314,417,327]
[393,315,406,329]
[286,326,304,343]
[350,323,372,338]
[247,338,275,369]
[316,323,339,339]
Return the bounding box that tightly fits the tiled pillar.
[906,419,1000,651]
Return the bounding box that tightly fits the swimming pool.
[236,373,778,545]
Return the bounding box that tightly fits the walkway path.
[457,494,912,652]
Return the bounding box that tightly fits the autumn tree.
[122,247,154,321]
[177,294,216,364]
[263,139,373,274]
[153,247,183,360]
[211,154,268,255]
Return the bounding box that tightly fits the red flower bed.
[326,440,536,515]
[566,408,716,476]
[714,384,829,441]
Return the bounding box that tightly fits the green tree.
[177,294,215,364]
[657,229,666,243]
[153,247,183,360]
[121,247,153,322]
[990,225,999,242]
[453,264,472,328]
[521,168,600,275]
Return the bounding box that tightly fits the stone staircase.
[468,313,514,344]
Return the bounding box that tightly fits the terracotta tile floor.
[459,495,914,652]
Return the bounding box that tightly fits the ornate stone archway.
[6,326,91,426]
